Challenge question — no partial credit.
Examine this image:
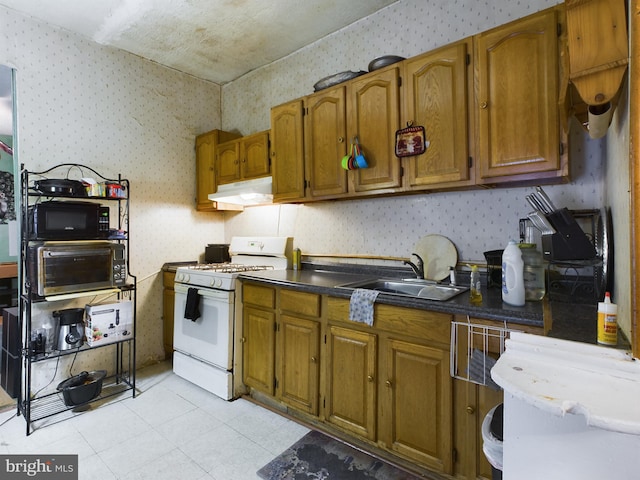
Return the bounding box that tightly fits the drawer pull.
[466,406,475,414]
[385,380,392,388]
[367,375,374,383]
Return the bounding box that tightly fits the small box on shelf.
[85,300,133,347]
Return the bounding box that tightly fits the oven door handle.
[175,283,232,301]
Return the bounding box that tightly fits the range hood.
[208,176,273,206]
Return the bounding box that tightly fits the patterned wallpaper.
[223,0,608,264]
[0,7,224,375]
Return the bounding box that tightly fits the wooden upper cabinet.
[476,8,565,183]
[403,40,473,189]
[216,140,241,185]
[271,99,306,202]
[305,85,348,198]
[347,66,402,192]
[195,129,241,211]
[242,131,271,179]
[216,131,270,185]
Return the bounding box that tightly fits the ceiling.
[0,0,398,85]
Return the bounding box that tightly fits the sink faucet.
[404,253,424,279]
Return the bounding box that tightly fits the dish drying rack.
[450,317,518,389]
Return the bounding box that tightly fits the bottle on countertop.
[519,243,545,301]
[469,264,483,305]
[292,247,301,270]
[597,292,618,345]
[502,240,525,306]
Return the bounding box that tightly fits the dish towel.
[184,287,201,321]
[349,289,380,326]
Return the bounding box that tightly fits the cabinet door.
[325,325,377,440]
[242,306,276,395]
[217,140,241,185]
[241,131,270,180]
[379,338,453,473]
[195,131,217,210]
[277,315,320,415]
[305,86,348,198]
[271,99,306,202]
[348,67,402,192]
[404,40,473,189]
[476,9,561,182]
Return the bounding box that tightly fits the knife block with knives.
[542,208,597,261]
[527,187,597,261]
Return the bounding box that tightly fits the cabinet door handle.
[311,356,317,363]
[367,375,374,382]
[385,380,392,388]
[480,101,488,109]
[466,406,475,414]
[338,137,344,143]
[240,337,246,343]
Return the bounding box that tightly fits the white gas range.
[172,237,292,400]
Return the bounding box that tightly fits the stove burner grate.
[186,263,275,273]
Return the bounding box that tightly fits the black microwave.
[28,201,110,240]
[27,242,126,298]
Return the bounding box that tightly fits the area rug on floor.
[257,430,421,480]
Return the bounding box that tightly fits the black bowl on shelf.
[56,370,107,407]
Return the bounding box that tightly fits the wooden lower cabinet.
[453,379,503,480]
[242,305,276,395]
[239,285,533,478]
[162,271,176,358]
[379,338,452,473]
[242,283,321,414]
[325,325,377,440]
[277,314,320,415]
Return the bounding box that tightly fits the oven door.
[173,283,234,370]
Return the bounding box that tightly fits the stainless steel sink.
[337,278,468,301]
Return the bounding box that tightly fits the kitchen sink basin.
[338,278,468,301]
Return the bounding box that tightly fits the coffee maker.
[53,308,84,351]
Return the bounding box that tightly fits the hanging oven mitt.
[395,124,428,157]
[184,287,201,321]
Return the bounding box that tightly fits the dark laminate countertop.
[238,263,630,349]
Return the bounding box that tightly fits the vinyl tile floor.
[0,361,310,479]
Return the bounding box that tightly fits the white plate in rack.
[413,234,458,281]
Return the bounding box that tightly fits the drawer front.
[243,283,276,309]
[280,289,321,317]
[327,296,451,346]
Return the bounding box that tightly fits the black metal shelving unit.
[18,163,137,435]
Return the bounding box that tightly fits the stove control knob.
[209,279,216,288]
[176,273,183,282]
[214,278,222,288]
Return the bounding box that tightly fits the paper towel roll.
[587,102,613,139]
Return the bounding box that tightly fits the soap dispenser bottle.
[469,264,483,304]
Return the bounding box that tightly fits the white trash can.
[482,403,503,480]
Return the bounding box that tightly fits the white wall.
[0,7,224,372]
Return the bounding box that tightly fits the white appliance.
[173,236,292,399]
